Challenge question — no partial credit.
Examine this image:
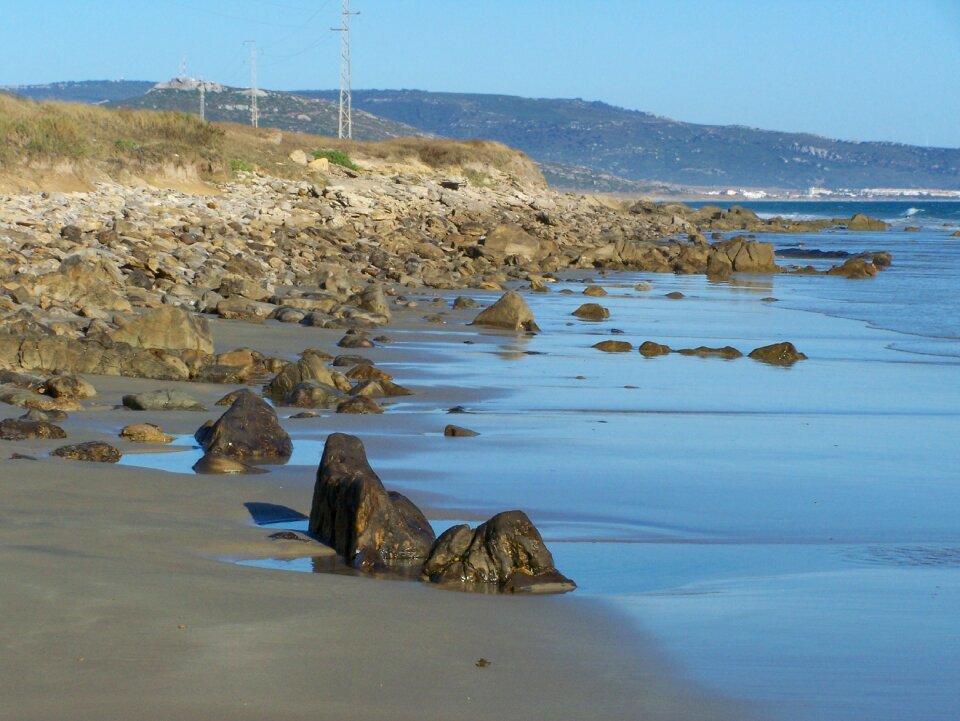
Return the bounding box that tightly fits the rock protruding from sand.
[0,418,66,440]
[284,381,346,408]
[110,306,214,355]
[122,389,206,411]
[572,303,610,321]
[422,510,576,594]
[0,385,81,412]
[42,374,96,400]
[309,433,436,570]
[52,441,122,463]
[472,291,540,332]
[119,423,174,444]
[197,390,292,460]
[748,342,808,366]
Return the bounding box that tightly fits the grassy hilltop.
[0,92,544,192]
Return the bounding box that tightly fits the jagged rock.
[122,389,206,411]
[336,396,384,414]
[748,342,808,366]
[42,374,96,400]
[593,340,632,353]
[308,433,436,569]
[344,364,392,382]
[677,346,743,359]
[572,303,610,321]
[284,381,346,408]
[0,418,66,440]
[37,254,131,313]
[110,306,214,354]
[198,389,292,460]
[638,341,673,357]
[421,510,576,593]
[119,423,174,444]
[192,454,268,474]
[710,237,777,272]
[349,379,412,398]
[481,224,541,260]
[444,425,479,437]
[52,441,121,463]
[265,355,350,400]
[472,291,540,332]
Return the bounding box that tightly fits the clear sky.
[2,0,959,148]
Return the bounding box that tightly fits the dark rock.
[444,425,479,437]
[676,346,743,359]
[453,296,478,310]
[308,433,436,569]
[0,418,66,441]
[336,396,384,414]
[122,389,206,411]
[333,354,370,367]
[421,510,576,594]
[748,342,808,366]
[665,291,685,299]
[214,390,247,406]
[337,334,374,349]
[198,389,292,460]
[593,340,632,353]
[872,251,893,268]
[284,381,345,408]
[638,341,672,358]
[472,291,540,332]
[572,303,610,321]
[51,441,121,463]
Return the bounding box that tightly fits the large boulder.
[110,306,214,355]
[710,237,778,273]
[472,291,540,332]
[421,510,576,593]
[843,213,888,231]
[309,433,435,569]
[198,389,292,461]
[480,224,541,260]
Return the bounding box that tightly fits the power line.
[243,40,262,127]
[331,0,359,139]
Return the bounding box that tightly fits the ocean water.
[125,202,960,720]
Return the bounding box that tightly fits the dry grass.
[0,92,543,187]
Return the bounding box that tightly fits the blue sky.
[2,0,959,148]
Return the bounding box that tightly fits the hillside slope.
[298,89,960,190]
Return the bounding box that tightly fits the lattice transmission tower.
[332,0,359,139]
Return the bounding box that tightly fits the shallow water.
[122,215,960,721]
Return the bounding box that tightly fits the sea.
[123,201,960,721]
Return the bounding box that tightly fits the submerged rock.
[309,433,436,569]
[572,303,610,321]
[198,389,292,460]
[593,340,632,353]
[472,291,540,332]
[421,510,575,593]
[748,342,808,366]
[192,454,268,474]
[52,441,121,463]
[826,258,878,278]
[676,346,743,359]
[444,424,479,437]
[638,341,672,358]
[843,213,888,231]
[582,285,607,297]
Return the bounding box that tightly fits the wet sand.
[0,305,756,721]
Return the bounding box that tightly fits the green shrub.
[114,138,140,150]
[230,158,253,172]
[311,148,359,171]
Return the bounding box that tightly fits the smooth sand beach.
[0,310,756,721]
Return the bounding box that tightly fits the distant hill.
[6,80,155,104]
[296,90,960,190]
[111,82,429,142]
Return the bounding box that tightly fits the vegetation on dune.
[0,91,224,169]
[0,92,542,187]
